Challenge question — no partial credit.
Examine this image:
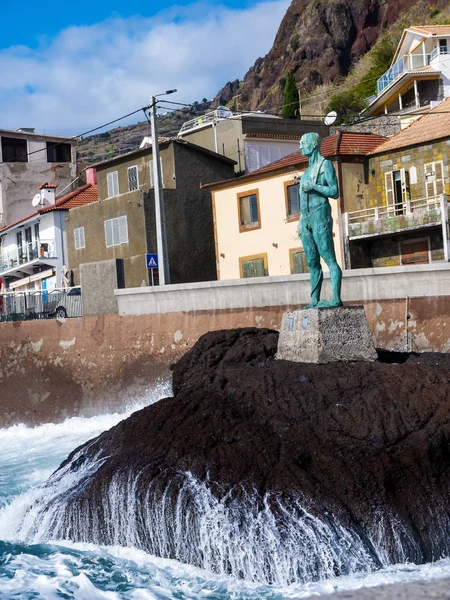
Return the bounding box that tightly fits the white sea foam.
[1,376,450,598]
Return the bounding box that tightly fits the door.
[400,239,429,265]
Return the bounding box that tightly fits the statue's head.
[299,132,321,157]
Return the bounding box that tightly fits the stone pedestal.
[276,306,377,364]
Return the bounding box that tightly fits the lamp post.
[150,89,177,285]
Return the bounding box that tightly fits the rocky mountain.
[214,0,449,113]
[77,0,449,163]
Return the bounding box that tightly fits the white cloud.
[0,0,289,134]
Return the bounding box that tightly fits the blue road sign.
[146,253,159,269]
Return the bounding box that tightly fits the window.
[238,190,260,232]
[385,169,409,214]
[284,180,300,220]
[149,158,164,188]
[424,161,444,198]
[1,137,28,162]
[74,226,85,250]
[106,171,119,198]
[128,165,139,191]
[290,249,309,274]
[239,253,268,278]
[104,216,128,248]
[245,144,281,172]
[46,142,71,162]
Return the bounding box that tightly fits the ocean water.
[1,384,450,599]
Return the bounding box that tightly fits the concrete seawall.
[1,274,450,427]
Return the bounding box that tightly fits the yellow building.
[207,132,385,280]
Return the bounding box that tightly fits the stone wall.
[1,290,450,428]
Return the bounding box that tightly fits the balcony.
[178,107,233,136]
[344,195,448,240]
[366,46,448,104]
[0,239,57,276]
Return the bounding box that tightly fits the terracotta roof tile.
[0,184,98,232]
[205,132,386,189]
[369,96,450,154]
[250,132,386,176]
[245,133,302,141]
[39,184,98,213]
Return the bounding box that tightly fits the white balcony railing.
[178,107,233,136]
[0,239,56,273]
[368,46,448,101]
[345,195,447,239]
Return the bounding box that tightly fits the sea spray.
[0,448,388,586]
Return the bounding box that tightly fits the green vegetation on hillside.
[324,4,450,124]
[281,71,300,119]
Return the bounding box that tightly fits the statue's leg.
[312,205,343,308]
[300,218,323,309]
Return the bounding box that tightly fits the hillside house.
[206,132,385,280]
[364,25,450,117]
[65,140,235,287]
[344,97,450,269]
[0,128,77,226]
[177,109,329,174]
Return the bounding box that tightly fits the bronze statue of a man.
[298,132,342,309]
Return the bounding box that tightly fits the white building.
[0,179,97,291]
[177,109,329,174]
[0,128,77,227]
[364,25,450,117]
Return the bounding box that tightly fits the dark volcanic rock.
[36,329,450,582]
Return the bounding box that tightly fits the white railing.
[0,239,56,273]
[347,195,443,224]
[374,45,447,97]
[178,108,233,136]
[0,287,82,322]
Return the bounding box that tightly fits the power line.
[2,105,151,163]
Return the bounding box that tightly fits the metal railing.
[0,287,82,322]
[373,45,448,98]
[0,239,56,273]
[178,107,233,136]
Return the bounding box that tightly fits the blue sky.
[0,0,289,133]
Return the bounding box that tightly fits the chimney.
[85,167,97,185]
[38,182,57,205]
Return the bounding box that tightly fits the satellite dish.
[324,111,338,126]
[32,193,42,207]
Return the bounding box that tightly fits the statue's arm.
[311,160,339,199]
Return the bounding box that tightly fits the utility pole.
[149,90,176,285]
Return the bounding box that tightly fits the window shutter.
[74,227,85,250]
[242,261,253,278]
[118,216,128,244]
[293,252,305,274]
[105,220,113,247]
[385,172,394,206]
[128,166,139,191]
[435,161,444,196]
[254,258,265,277]
[107,171,119,197]
[425,163,436,198]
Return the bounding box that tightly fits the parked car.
[52,286,82,318]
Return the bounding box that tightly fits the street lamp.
[150,89,177,285]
